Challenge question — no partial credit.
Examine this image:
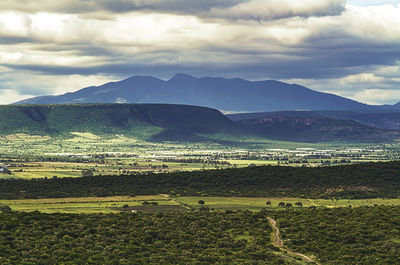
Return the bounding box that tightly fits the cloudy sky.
[0,0,399,105]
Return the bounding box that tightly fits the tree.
[198,200,205,205]
[295,202,303,207]
[278,202,285,207]
[285,203,293,208]
[81,169,94,177]
[266,201,271,206]
[0,205,11,213]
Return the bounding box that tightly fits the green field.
[2,195,400,213]
[2,131,400,180]
[0,195,179,213]
[175,196,400,210]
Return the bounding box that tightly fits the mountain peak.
[168,73,196,81]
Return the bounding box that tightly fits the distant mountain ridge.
[16,74,398,112]
[228,110,400,130]
[235,115,398,142]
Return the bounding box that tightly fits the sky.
[0,0,399,105]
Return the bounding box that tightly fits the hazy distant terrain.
[17,74,400,113]
[229,110,400,130]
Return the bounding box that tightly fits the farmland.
[2,195,400,214]
[2,132,400,264]
[2,132,400,180]
[0,195,179,214]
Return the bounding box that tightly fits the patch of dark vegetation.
[0,210,280,264]
[1,161,400,199]
[271,206,400,264]
[115,205,187,213]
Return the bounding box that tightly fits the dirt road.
[267,217,322,265]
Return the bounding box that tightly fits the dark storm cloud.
[1,0,400,104]
[0,0,243,15]
[0,0,345,20]
[5,39,400,81]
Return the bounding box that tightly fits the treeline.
[271,206,400,265]
[1,161,400,199]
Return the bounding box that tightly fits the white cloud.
[339,73,384,84]
[343,4,400,41]
[354,89,400,104]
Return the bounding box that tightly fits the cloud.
[0,1,400,104]
[0,69,118,104]
[210,0,346,21]
[0,0,242,16]
[354,89,400,105]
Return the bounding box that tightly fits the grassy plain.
[2,195,400,213]
[0,195,178,213]
[175,196,400,211]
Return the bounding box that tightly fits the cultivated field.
[2,132,400,180]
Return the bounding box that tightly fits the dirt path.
[267,217,322,265]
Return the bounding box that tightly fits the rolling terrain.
[16,74,398,112]
[1,104,399,143]
[234,115,399,142]
[0,104,243,142]
[229,110,400,130]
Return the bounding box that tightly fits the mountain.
[228,110,400,130]
[235,114,399,142]
[0,104,242,142]
[16,74,380,112]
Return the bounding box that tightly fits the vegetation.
[271,206,400,264]
[176,196,400,211]
[0,195,179,214]
[2,161,400,199]
[0,211,285,264]
[236,115,397,142]
[0,104,245,142]
[1,206,399,264]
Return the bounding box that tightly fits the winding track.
[267,217,322,265]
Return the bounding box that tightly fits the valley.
[2,131,400,180]
[2,103,400,264]
[2,0,400,263]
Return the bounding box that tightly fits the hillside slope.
[16,74,375,112]
[229,110,400,130]
[234,114,400,142]
[0,104,241,141]
[1,104,398,143]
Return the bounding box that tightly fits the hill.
[15,74,381,112]
[1,104,399,143]
[0,104,241,142]
[229,110,400,130]
[231,113,399,142]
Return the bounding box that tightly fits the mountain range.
[16,74,400,113]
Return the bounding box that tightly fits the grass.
[0,195,178,214]
[4,196,399,214]
[175,196,400,211]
